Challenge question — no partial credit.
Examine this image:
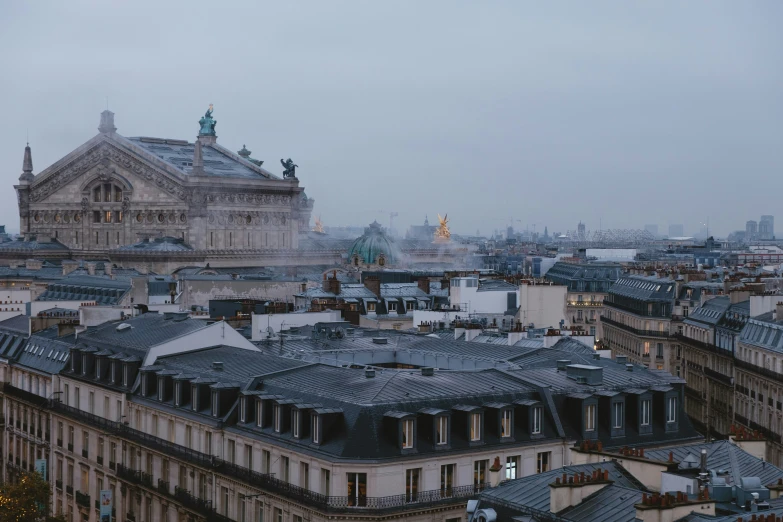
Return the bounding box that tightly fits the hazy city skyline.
[1,1,781,237]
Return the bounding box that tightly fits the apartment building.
[676,296,748,438]
[545,262,621,340]
[602,275,724,373]
[734,304,783,466]
[0,311,699,522]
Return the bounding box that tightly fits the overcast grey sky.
[1,1,780,237]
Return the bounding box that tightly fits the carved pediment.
[30,141,189,203]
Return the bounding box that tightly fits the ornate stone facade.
[14,110,314,260]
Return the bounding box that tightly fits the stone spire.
[192,139,204,174]
[19,143,34,183]
[99,110,117,134]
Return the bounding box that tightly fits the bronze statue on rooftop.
[280,158,298,178]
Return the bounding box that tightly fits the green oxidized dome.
[348,221,399,265]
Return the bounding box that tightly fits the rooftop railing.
[601,316,670,338]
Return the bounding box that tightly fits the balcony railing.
[2,384,49,407]
[116,464,153,487]
[601,317,670,338]
[158,479,170,495]
[66,485,73,495]
[703,367,734,386]
[76,490,90,507]
[52,400,488,514]
[735,358,781,382]
[673,334,733,358]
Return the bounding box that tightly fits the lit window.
[470,413,481,441]
[436,416,448,445]
[585,404,596,431]
[401,419,414,449]
[500,410,512,438]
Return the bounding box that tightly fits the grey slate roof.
[75,313,209,357]
[740,314,783,354]
[16,329,71,374]
[36,275,131,305]
[479,461,644,513]
[608,276,676,302]
[558,484,643,522]
[127,137,278,180]
[685,296,731,328]
[0,237,70,251]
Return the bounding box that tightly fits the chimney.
[549,469,612,513]
[364,276,381,297]
[105,264,113,277]
[98,110,117,134]
[86,262,96,276]
[465,328,481,342]
[634,491,715,522]
[417,278,431,294]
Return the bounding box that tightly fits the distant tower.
[577,222,586,240]
[15,142,35,235]
[759,215,774,240]
[746,220,758,240]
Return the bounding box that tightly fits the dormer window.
[95,359,101,380]
[273,405,281,432]
[613,402,624,429]
[641,399,651,426]
[436,416,448,445]
[667,397,676,423]
[71,352,78,373]
[312,414,320,444]
[122,364,129,387]
[585,404,596,431]
[175,382,182,407]
[256,401,264,428]
[192,385,199,412]
[292,410,300,438]
[401,419,414,449]
[110,361,116,384]
[82,354,88,376]
[239,397,247,423]
[532,407,543,434]
[141,374,149,397]
[211,391,219,417]
[500,409,512,438]
[470,413,482,441]
[157,378,165,401]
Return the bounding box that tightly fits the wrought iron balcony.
[601,317,670,338]
[3,384,49,407]
[53,400,489,515]
[76,490,90,507]
[158,479,170,495]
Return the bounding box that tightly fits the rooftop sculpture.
[280,158,298,178]
[198,104,217,136]
[434,213,451,242]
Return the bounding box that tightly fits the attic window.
[500,409,512,438]
[470,413,482,442]
[273,405,281,433]
[191,385,199,412]
[211,390,219,417]
[256,401,264,428]
[174,382,181,407]
[239,397,247,423]
[401,419,414,449]
[531,407,542,435]
[436,416,448,445]
[312,414,320,444]
[122,364,129,387]
[292,410,300,438]
[157,377,165,401]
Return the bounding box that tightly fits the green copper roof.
[348,221,400,265]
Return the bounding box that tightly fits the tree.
[0,471,63,522]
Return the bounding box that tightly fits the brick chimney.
[634,491,715,522]
[417,278,431,294]
[550,469,612,513]
[364,276,381,297]
[322,270,341,295]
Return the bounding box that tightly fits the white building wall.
[251,311,341,341]
[518,284,567,329]
[144,321,259,365]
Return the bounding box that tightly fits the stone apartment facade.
[0,312,699,522]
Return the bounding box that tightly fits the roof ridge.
[369,370,402,402]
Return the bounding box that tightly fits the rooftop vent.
[365,368,375,378]
[626,364,634,372]
[372,337,388,345]
[421,367,434,376]
[592,353,600,360]
[616,355,627,365]
[173,312,189,322]
[163,312,175,320]
[212,362,223,371]
[566,364,603,385]
[556,359,571,370]
[116,323,131,332]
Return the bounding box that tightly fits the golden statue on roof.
[434,213,451,243]
[312,216,325,234]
